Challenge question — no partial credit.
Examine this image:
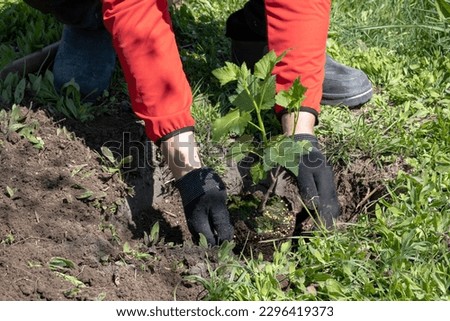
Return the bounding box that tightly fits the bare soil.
[0,102,407,301]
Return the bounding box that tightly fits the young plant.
[48,257,85,298]
[0,104,44,149]
[0,72,26,104]
[29,71,100,122]
[122,241,152,261]
[212,51,310,210]
[5,185,16,199]
[143,221,161,247]
[99,146,133,179]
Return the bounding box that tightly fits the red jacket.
[103,0,330,142]
[25,0,327,142]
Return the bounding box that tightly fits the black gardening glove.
[174,167,234,246]
[294,134,340,228]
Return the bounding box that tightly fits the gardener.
[23,0,370,246]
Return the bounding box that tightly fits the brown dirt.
[0,101,409,301]
[0,105,211,300]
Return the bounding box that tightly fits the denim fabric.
[52,25,116,100]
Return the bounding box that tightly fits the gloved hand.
[174,167,234,246]
[294,134,340,228]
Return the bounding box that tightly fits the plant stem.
[243,84,268,145]
[258,165,282,213]
[255,108,267,144]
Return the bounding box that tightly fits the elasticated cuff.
[275,106,319,126]
[155,126,195,147]
[174,167,226,207]
[143,111,196,143]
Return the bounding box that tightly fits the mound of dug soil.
[0,105,210,300]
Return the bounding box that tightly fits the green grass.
[0,0,449,301]
[0,0,62,69]
[178,0,450,301]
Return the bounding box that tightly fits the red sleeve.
[265,0,331,115]
[102,0,195,142]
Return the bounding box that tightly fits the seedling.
[1,233,14,245]
[212,51,310,211]
[29,71,99,122]
[71,183,95,201]
[56,126,75,140]
[48,256,85,297]
[123,242,152,261]
[48,257,76,271]
[143,221,160,246]
[99,222,121,244]
[0,104,44,149]
[99,146,133,179]
[0,72,26,104]
[5,185,16,199]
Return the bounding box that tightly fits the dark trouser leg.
[226,0,373,107]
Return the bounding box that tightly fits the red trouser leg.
[265,0,331,115]
[102,0,194,142]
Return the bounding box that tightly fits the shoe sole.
[321,87,373,107]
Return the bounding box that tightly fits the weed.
[56,125,75,140]
[71,184,95,201]
[0,0,61,69]
[143,221,161,247]
[4,185,17,199]
[0,104,44,149]
[99,222,121,244]
[1,233,15,245]
[98,146,133,179]
[48,257,76,271]
[0,72,26,104]
[122,242,152,261]
[48,257,86,296]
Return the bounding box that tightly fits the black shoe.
[321,55,373,107]
[226,3,373,107]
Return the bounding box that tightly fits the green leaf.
[49,257,75,271]
[231,89,255,112]
[256,75,276,110]
[436,0,450,19]
[29,74,42,93]
[254,50,287,80]
[250,162,267,185]
[119,155,133,167]
[309,245,326,264]
[263,137,307,176]
[212,61,240,86]
[76,189,94,200]
[324,279,345,297]
[101,146,116,164]
[10,104,24,123]
[279,241,292,253]
[55,272,85,288]
[123,241,131,254]
[275,78,306,111]
[9,123,27,132]
[227,141,253,163]
[212,109,251,141]
[198,233,209,249]
[254,50,278,80]
[13,78,26,104]
[150,221,160,244]
[5,186,15,198]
